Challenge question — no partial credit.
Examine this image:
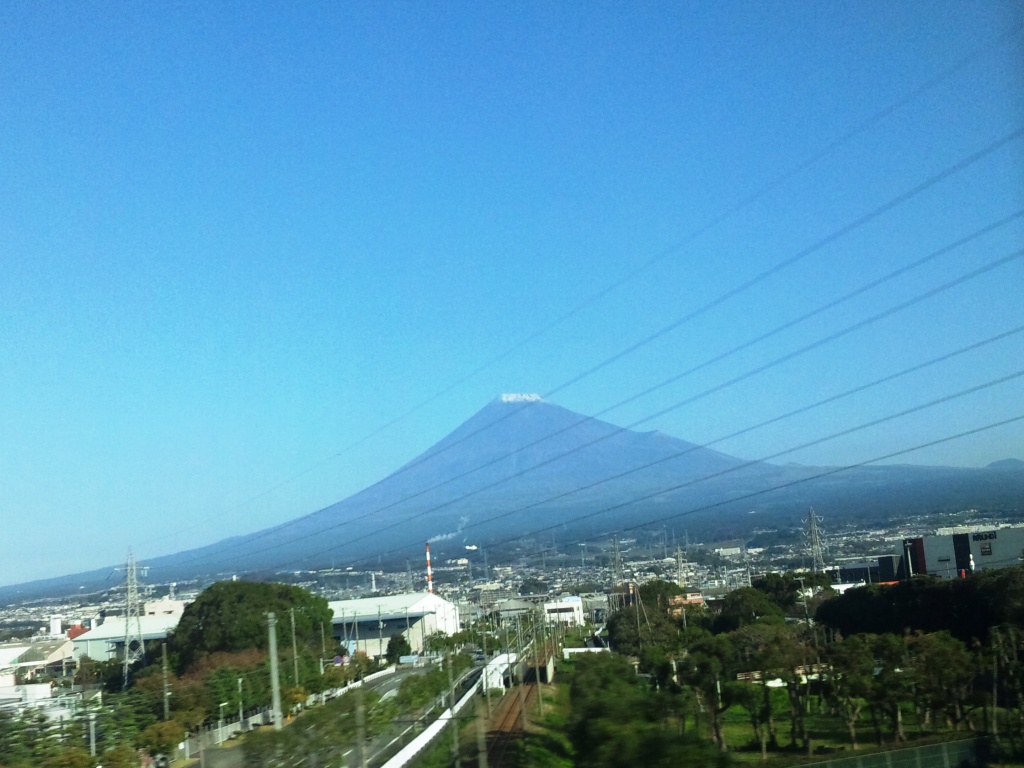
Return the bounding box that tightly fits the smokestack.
[425,543,434,594]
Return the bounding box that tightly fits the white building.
[904,525,1024,580]
[328,592,459,659]
[71,615,181,662]
[482,653,518,690]
[0,646,26,687]
[0,640,74,686]
[543,596,584,627]
[145,597,187,617]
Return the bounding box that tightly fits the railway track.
[487,684,535,767]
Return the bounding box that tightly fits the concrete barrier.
[379,677,481,768]
[176,665,399,762]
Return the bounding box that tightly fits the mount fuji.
[3,395,1023,601]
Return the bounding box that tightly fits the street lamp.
[88,712,97,756]
[218,702,227,744]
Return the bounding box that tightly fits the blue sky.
[1,2,1022,586]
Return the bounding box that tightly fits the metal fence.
[802,737,987,768]
[173,666,399,762]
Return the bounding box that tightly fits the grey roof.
[73,615,179,642]
[328,592,453,623]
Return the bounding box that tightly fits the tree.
[568,652,727,767]
[816,566,1024,644]
[637,580,683,611]
[679,634,737,752]
[752,571,831,613]
[907,630,976,732]
[170,581,332,672]
[519,577,548,595]
[38,748,93,768]
[713,588,785,634]
[823,634,875,749]
[868,633,909,743]
[139,720,186,758]
[607,603,683,660]
[385,634,412,664]
[730,623,799,756]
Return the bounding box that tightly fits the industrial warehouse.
[328,592,460,659]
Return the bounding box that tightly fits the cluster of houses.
[1,588,592,725]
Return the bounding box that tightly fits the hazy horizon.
[2,3,1022,586]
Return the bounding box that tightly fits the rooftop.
[327,592,453,622]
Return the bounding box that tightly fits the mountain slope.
[3,395,1023,601]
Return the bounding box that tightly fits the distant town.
[4,503,1024,766]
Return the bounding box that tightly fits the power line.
[440,335,1024,542]
[355,367,1024,564]
[228,245,1024,568]
[263,363,1024,573]
[277,211,1023,524]
[498,413,1024,565]
[137,27,1020,550]
[323,126,1024,499]
[169,138,1024,569]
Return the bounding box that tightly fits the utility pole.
[354,686,367,768]
[481,611,491,716]
[532,616,544,717]
[122,549,146,689]
[993,627,1001,745]
[635,587,643,653]
[514,615,526,732]
[88,712,97,756]
[267,613,283,730]
[540,613,550,674]
[161,643,170,720]
[290,608,300,687]
[612,534,624,587]
[475,698,489,768]
[237,677,244,728]
[797,577,818,650]
[805,508,827,574]
[377,606,384,662]
[447,654,462,768]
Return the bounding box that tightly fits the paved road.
[352,666,482,768]
[189,667,431,768]
[364,666,422,699]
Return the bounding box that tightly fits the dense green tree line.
[169,580,334,672]
[568,653,728,767]
[241,652,473,767]
[599,570,1024,761]
[0,581,364,767]
[815,567,1024,642]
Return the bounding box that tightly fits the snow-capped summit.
[499,393,544,403]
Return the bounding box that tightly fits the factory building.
[900,525,1024,580]
[71,614,182,662]
[543,596,584,626]
[328,592,459,659]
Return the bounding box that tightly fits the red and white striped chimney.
[425,542,434,594]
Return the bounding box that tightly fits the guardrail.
[174,665,399,761]
[378,673,482,768]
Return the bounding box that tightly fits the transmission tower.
[122,549,147,688]
[804,507,828,574]
[612,534,624,586]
